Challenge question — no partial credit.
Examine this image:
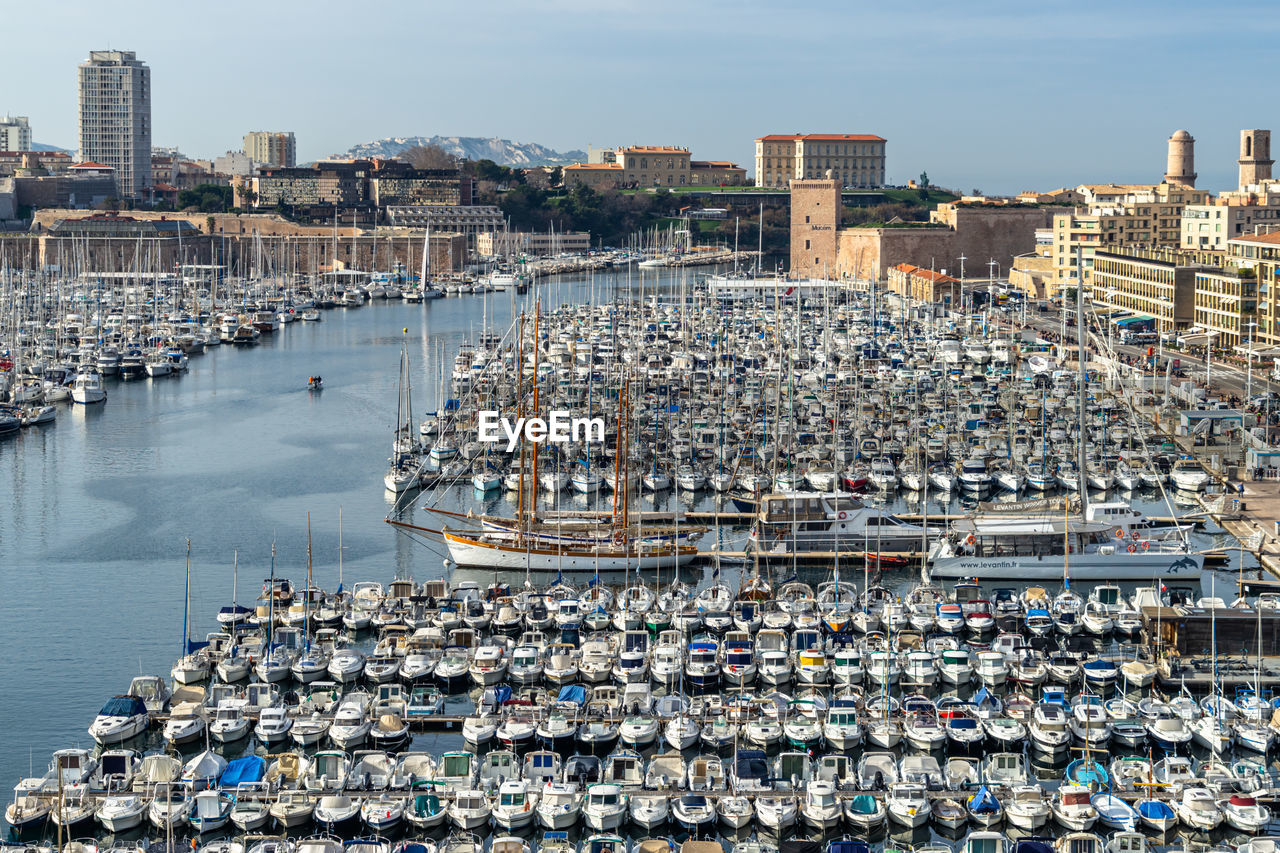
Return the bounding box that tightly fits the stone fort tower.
[1164,129,1196,187]
[1239,129,1274,188]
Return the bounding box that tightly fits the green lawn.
[880,188,959,205]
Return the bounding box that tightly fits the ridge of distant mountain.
[341,135,585,167]
[31,142,70,153]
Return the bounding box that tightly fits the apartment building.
[755,133,886,189]
[78,50,151,199]
[1090,246,1255,349]
[243,131,296,168]
[0,115,31,151]
[1228,231,1280,347]
[1182,188,1280,251]
[1049,182,1210,289]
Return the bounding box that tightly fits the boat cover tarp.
[100,695,148,717]
[779,842,821,853]
[557,685,587,706]
[1138,799,1175,818]
[219,756,266,787]
[490,685,513,705]
[411,795,441,815]
[735,752,769,779]
[827,842,869,853]
[1011,842,1054,853]
[848,794,879,815]
[969,786,1001,814]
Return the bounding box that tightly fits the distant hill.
[341,135,585,167]
[31,142,70,153]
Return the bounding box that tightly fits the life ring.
[839,511,848,520]
[1130,530,1140,541]
[612,531,625,546]
[1127,543,1136,553]
[1142,541,1150,551]
[1115,529,1125,540]
[965,534,976,546]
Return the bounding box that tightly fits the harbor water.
[0,268,1263,846]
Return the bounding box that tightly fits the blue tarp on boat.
[1011,841,1054,853]
[219,756,265,787]
[556,685,587,706]
[99,696,147,718]
[1137,799,1175,820]
[968,785,1001,814]
[828,841,870,853]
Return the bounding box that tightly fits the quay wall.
[0,231,468,275]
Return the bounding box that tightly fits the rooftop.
[564,163,622,170]
[620,146,689,153]
[890,263,959,284]
[1232,231,1280,246]
[757,133,887,143]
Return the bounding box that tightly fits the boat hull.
[443,530,698,572]
[930,552,1203,580]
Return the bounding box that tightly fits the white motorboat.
[88,695,150,745]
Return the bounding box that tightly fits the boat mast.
[1075,245,1088,516]
[182,538,192,659]
[531,302,541,522]
[515,312,526,541]
[305,513,313,650]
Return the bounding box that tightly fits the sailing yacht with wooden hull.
[441,528,697,572]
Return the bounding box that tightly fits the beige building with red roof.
[755,133,886,189]
[886,263,961,305]
[564,146,745,189]
[562,162,624,189]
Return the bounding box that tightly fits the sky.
[4,0,1278,195]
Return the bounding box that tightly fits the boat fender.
[1127,543,1136,553]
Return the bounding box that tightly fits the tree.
[400,144,456,170]
[549,166,562,187]
[178,183,233,212]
